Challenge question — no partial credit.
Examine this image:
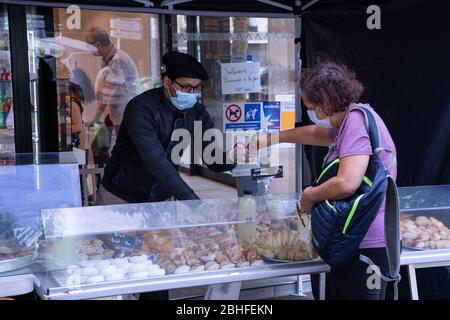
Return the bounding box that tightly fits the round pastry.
[115,262,133,272]
[66,274,82,286]
[93,260,111,268]
[436,239,450,249]
[219,261,236,269]
[250,259,264,266]
[174,265,190,274]
[104,272,125,282]
[215,251,228,263]
[77,260,95,268]
[149,268,166,277]
[146,264,161,272]
[85,275,105,284]
[204,261,219,271]
[127,271,149,279]
[80,267,99,276]
[415,216,430,226]
[111,257,128,266]
[190,265,205,273]
[66,265,81,275]
[200,254,216,263]
[128,255,148,263]
[237,261,250,268]
[99,265,118,277]
[128,263,147,273]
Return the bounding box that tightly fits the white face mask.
[307,110,333,128]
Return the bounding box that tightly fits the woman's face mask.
[307,109,333,128]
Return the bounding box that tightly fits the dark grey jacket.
[101,87,234,203]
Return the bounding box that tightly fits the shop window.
[173,16,297,194]
[0,5,15,165]
[25,6,160,168]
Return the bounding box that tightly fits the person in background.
[249,61,397,300]
[85,27,140,157]
[68,82,84,148]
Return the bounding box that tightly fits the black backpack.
[310,106,401,298]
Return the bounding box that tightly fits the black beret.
[162,51,209,81]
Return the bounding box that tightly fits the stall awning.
[2,0,320,17]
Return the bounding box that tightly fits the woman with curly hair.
[249,61,397,300]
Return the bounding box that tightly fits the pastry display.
[401,215,450,250]
[244,211,318,261]
[0,237,31,261]
[59,255,166,286]
[47,206,318,285]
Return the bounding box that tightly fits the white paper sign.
[110,18,143,32]
[221,62,261,95]
[110,29,143,40]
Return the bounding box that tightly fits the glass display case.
[399,185,450,251]
[32,194,319,298]
[0,153,81,276]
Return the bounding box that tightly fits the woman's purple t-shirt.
[326,104,397,249]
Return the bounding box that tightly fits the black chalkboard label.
[108,232,142,250]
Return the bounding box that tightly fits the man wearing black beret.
[96,51,235,205]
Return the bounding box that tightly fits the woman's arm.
[248,125,333,155]
[299,154,370,213]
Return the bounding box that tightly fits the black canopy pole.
[7,4,33,153]
[294,0,303,193]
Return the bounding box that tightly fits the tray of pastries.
[401,214,450,250]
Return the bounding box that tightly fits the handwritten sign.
[107,232,142,250]
[221,62,261,95]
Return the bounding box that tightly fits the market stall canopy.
[3,0,321,16]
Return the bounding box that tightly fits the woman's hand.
[247,132,270,160]
[297,186,315,215]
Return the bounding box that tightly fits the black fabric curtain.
[302,0,450,300]
[301,0,450,187]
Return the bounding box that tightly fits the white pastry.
[174,265,190,274]
[104,272,125,282]
[66,265,80,275]
[127,271,149,279]
[115,262,133,272]
[237,261,250,268]
[128,263,147,273]
[205,262,219,271]
[80,267,99,276]
[146,264,161,272]
[77,260,95,268]
[99,265,118,277]
[66,274,82,286]
[128,255,148,263]
[93,260,111,268]
[85,275,105,284]
[190,265,205,273]
[220,263,236,270]
[111,258,128,266]
[148,268,166,277]
[251,259,264,266]
[200,254,216,263]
